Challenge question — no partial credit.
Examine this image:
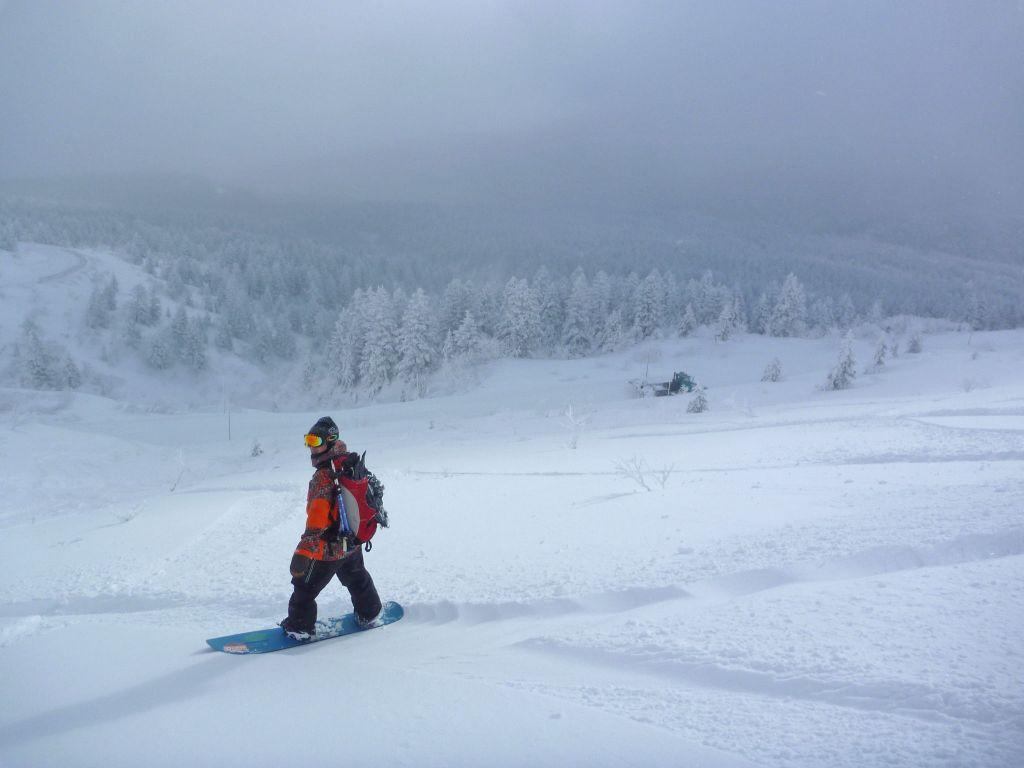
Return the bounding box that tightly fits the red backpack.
[329,451,388,550]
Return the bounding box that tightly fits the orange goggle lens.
[304,434,324,447]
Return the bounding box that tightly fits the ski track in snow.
[2,329,1024,767]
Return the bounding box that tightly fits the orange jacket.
[294,440,351,562]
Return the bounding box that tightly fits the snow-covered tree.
[19,320,57,389]
[753,281,780,335]
[687,385,709,413]
[499,277,540,358]
[452,309,483,361]
[359,287,398,395]
[767,274,807,337]
[85,286,112,329]
[146,331,173,370]
[397,288,438,397]
[440,278,473,337]
[825,332,857,390]
[327,291,366,391]
[533,266,565,352]
[633,269,666,340]
[678,303,698,337]
[121,314,142,349]
[590,270,612,341]
[103,275,119,311]
[562,269,593,357]
[598,307,628,352]
[169,307,190,362]
[714,300,737,342]
[61,355,83,389]
[762,358,782,382]
[870,336,888,370]
[907,332,923,354]
[183,318,208,371]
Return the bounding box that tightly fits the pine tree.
[359,287,398,395]
[825,332,857,390]
[61,355,83,389]
[693,271,721,325]
[870,336,887,370]
[184,318,208,371]
[767,274,807,337]
[678,304,698,337]
[499,277,540,358]
[148,290,163,326]
[20,320,57,389]
[397,288,438,396]
[103,275,119,311]
[122,314,142,349]
[214,316,233,351]
[85,286,111,329]
[964,284,988,330]
[128,285,152,326]
[753,280,780,334]
[146,331,173,370]
[590,270,612,342]
[170,307,190,362]
[633,269,666,340]
[598,308,627,352]
[440,278,472,336]
[328,292,366,391]
[836,294,857,328]
[533,266,565,352]
[562,269,593,357]
[714,300,736,342]
[452,310,483,360]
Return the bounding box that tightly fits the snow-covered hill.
[1,327,1022,767]
[0,242,291,407]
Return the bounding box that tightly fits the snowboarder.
[279,416,382,640]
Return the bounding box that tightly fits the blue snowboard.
[207,601,403,654]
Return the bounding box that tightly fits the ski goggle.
[303,433,325,447]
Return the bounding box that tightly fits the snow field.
[1,326,1023,766]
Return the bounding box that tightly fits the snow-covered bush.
[825,333,857,390]
[761,358,782,382]
[907,332,923,353]
[687,385,709,413]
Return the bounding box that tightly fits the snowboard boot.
[356,605,384,629]
[279,617,314,641]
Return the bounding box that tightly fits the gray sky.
[1,1,1021,222]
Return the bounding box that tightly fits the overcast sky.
[1,1,1021,222]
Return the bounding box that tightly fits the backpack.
[327,451,388,551]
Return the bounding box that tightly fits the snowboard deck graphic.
[207,601,403,654]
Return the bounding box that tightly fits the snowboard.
[207,601,404,654]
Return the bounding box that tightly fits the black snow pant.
[287,547,381,632]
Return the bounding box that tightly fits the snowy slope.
[0,242,288,407]
[1,328,1022,767]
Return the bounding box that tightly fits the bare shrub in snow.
[613,456,651,492]
[761,358,782,382]
[652,464,674,489]
[561,404,589,449]
[907,332,923,353]
[251,440,263,457]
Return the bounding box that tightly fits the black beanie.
[308,416,339,444]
